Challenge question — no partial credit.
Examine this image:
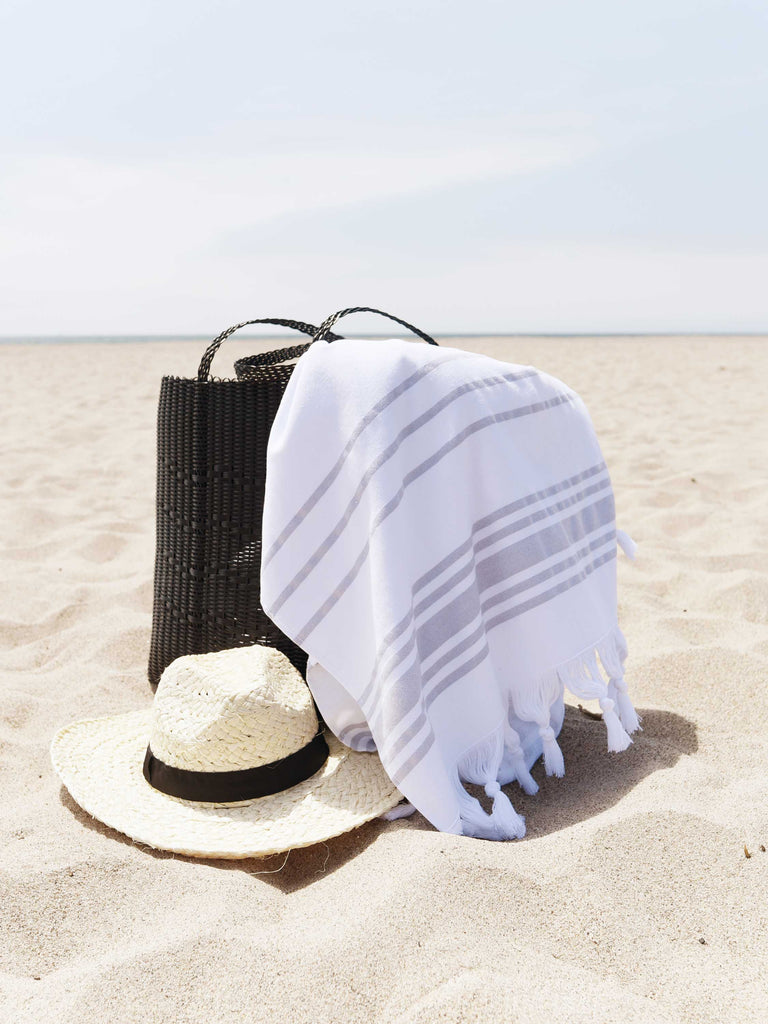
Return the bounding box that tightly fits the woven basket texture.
[147,322,337,688]
[148,309,433,689]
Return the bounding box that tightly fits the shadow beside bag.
[147,317,341,688]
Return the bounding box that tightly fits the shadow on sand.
[58,783,391,893]
[408,704,698,840]
[59,704,696,890]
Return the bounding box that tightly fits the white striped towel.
[260,338,640,840]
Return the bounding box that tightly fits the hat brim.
[51,711,402,859]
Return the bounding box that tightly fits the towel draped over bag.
[261,331,640,838]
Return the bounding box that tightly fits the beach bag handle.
[312,307,438,346]
[197,318,342,381]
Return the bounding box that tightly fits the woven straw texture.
[51,648,402,859]
[148,646,317,771]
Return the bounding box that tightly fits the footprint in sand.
[78,534,129,564]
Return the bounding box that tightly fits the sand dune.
[1,335,766,1023]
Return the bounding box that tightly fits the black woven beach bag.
[148,317,342,688]
[148,308,437,689]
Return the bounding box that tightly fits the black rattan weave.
[313,306,438,346]
[148,309,436,689]
[148,318,339,688]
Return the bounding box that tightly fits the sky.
[1,0,767,336]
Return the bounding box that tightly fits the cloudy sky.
[1,0,766,335]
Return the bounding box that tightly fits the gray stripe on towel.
[375,521,616,760]
[410,495,615,664]
[293,390,575,643]
[386,543,617,785]
[263,349,479,567]
[357,470,611,710]
[268,367,540,616]
[413,476,612,621]
[407,461,607,597]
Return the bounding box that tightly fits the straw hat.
[51,646,402,859]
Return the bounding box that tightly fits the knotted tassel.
[539,723,565,777]
[456,787,501,840]
[616,529,637,560]
[504,723,539,795]
[456,728,526,840]
[484,779,526,839]
[607,676,641,734]
[598,696,633,752]
[380,801,417,821]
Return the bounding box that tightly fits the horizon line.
[1,331,767,345]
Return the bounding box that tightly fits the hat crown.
[149,647,317,772]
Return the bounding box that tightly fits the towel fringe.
[508,670,566,777]
[558,625,638,751]
[456,728,526,840]
[607,676,641,735]
[539,723,566,777]
[380,801,417,821]
[598,697,633,752]
[597,627,642,734]
[485,779,527,839]
[503,723,539,795]
[444,624,638,839]
[616,529,637,560]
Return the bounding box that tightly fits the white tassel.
[458,728,504,785]
[380,802,417,821]
[607,676,641,734]
[598,697,633,752]
[456,787,499,840]
[539,724,565,777]
[456,728,526,840]
[595,628,640,735]
[560,634,635,755]
[616,529,637,560]
[484,780,526,839]
[504,723,539,795]
[510,671,565,778]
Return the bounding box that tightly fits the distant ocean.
[0,332,755,345]
[0,335,218,345]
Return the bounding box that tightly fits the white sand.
[1,335,766,1023]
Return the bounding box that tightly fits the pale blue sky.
[2,0,767,334]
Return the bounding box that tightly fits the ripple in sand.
[707,575,768,625]
[658,614,757,647]
[77,534,129,564]
[387,964,676,1024]
[87,626,151,673]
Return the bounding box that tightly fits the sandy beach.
[1,334,766,1024]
